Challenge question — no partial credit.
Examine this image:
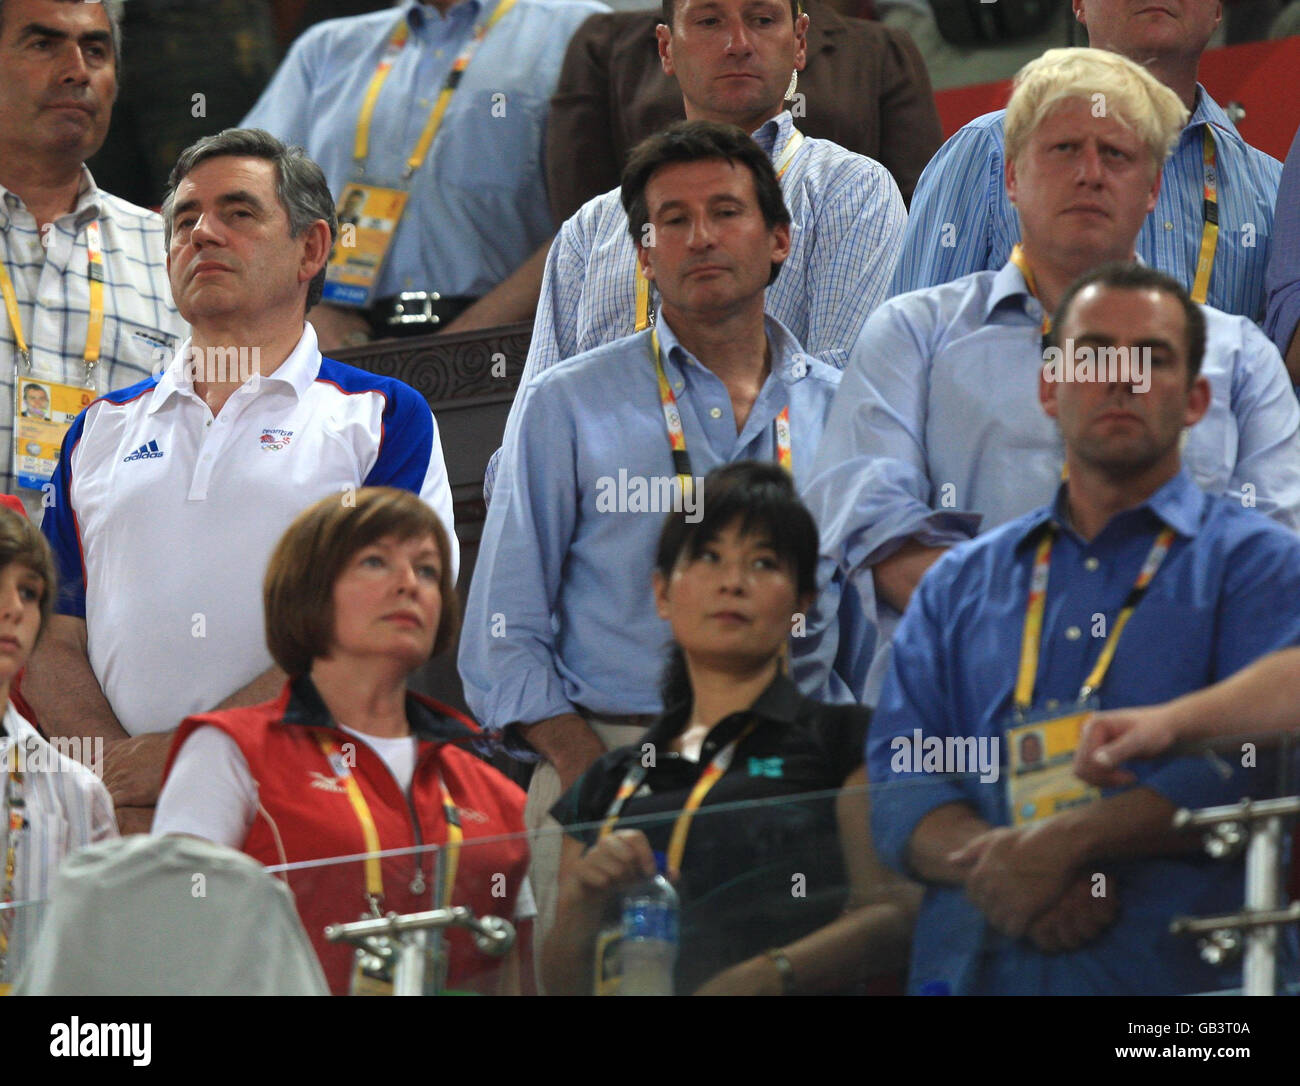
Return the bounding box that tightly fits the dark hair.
[1050,262,1207,381]
[654,460,818,706]
[264,488,460,677]
[660,0,800,28]
[0,0,123,73]
[162,128,338,313]
[621,120,792,287]
[0,509,56,641]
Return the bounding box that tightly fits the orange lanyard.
[1014,525,1176,716]
[598,721,757,879]
[353,0,519,180]
[650,329,792,495]
[313,734,462,913]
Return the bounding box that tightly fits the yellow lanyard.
[1014,524,1177,715]
[1009,242,1051,340]
[313,734,463,913]
[353,0,519,181]
[0,219,104,385]
[634,129,805,332]
[598,720,757,879]
[1190,127,1218,307]
[650,328,792,493]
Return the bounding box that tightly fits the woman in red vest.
[154,488,529,995]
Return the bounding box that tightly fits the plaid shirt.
[0,170,186,515]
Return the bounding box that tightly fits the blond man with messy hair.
[804,47,1300,707]
[1003,48,1187,170]
[894,9,1281,324]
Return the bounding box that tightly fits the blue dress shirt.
[892,88,1281,322]
[459,314,842,743]
[804,259,1300,702]
[868,470,1300,995]
[242,0,607,299]
[482,110,905,501]
[1264,125,1300,363]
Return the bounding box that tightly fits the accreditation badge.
[14,377,97,492]
[1005,702,1101,826]
[322,183,411,308]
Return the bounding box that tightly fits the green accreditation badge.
[1005,699,1101,826]
[14,377,97,493]
[322,182,410,309]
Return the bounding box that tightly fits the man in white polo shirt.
[24,128,456,833]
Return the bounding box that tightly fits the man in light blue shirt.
[241,0,606,348]
[893,0,1280,322]
[482,0,905,501]
[805,48,1300,704]
[459,121,841,937]
[868,263,1300,995]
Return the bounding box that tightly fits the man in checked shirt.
[0,0,185,521]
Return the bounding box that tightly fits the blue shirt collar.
[652,310,816,385]
[983,258,1037,321]
[1015,467,1206,551]
[407,0,483,32]
[751,110,796,160]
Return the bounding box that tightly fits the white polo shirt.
[42,325,456,736]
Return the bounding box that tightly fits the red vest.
[165,681,528,995]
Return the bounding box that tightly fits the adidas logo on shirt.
[123,440,163,463]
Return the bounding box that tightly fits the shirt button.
[1065,625,1082,640]
[1084,557,1100,572]
[709,407,722,419]
[1164,221,1174,230]
[791,360,806,378]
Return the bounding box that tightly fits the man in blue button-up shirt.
[242,0,607,348]
[868,262,1300,996]
[481,0,906,503]
[893,0,1280,323]
[459,121,842,937]
[805,48,1300,704]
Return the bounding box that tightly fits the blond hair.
[1004,48,1188,171]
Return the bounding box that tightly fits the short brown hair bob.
[263,488,459,677]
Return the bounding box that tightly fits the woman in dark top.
[542,462,918,996]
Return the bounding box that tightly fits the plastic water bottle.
[618,867,679,996]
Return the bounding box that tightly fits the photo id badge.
[322,183,410,309]
[14,377,96,492]
[1005,701,1101,826]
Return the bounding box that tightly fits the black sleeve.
[811,702,871,783]
[549,748,627,847]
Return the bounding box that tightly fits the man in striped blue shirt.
[805,49,1300,706]
[893,0,1280,322]
[483,0,905,501]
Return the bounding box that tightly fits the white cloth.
[0,701,117,981]
[13,834,328,995]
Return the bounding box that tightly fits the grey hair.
[162,128,338,312]
[0,0,124,74]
